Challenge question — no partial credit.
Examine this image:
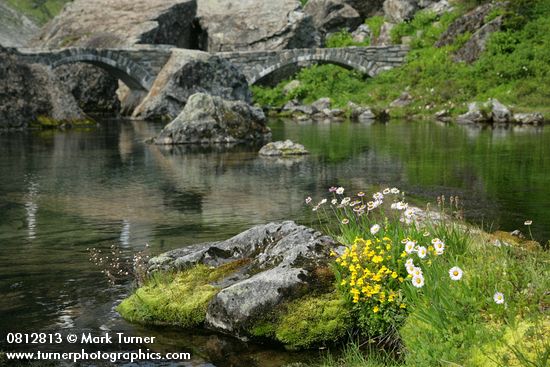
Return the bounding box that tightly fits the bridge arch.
[251,56,374,85]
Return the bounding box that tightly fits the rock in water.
[196,0,320,51]
[154,93,271,145]
[147,221,340,336]
[0,47,87,129]
[259,140,309,156]
[513,113,545,125]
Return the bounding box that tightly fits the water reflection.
[0,118,549,366]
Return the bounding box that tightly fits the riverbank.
[252,0,550,123]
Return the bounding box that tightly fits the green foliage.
[364,16,385,39]
[326,29,369,48]
[321,341,402,367]
[117,261,244,327]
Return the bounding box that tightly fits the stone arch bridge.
[17,45,408,91]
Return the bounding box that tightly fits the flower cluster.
[334,236,406,312]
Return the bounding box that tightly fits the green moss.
[117,260,246,328]
[250,292,353,350]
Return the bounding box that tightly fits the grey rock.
[435,109,451,122]
[54,64,121,114]
[31,0,197,48]
[0,46,87,129]
[390,92,413,108]
[436,3,501,48]
[425,0,454,16]
[454,16,503,63]
[154,93,271,145]
[197,0,320,52]
[147,221,340,336]
[490,98,512,123]
[133,50,251,120]
[311,97,332,111]
[259,140,309,156]
[304,0,362,41]
[383,0,418,23]
[457,102,490,124]
[358,109,376,121]
[0,1,39,47]
[344,0,385,18]
[513,113,545,125]
[283,80,301,95]
[351,24,372,43]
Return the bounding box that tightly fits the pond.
[0,118,549,366]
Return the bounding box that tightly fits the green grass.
[4,0,69,25]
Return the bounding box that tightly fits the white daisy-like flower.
[336,187,345,195]
[434,241,445,255]
[396,201,408,210]
[493,292,505,304]
[370,224,380,235]
[405,258,414,267]
[390,187,400,194]
[373,192,384,200]
[417,246,427,259]
[331,199,338,205]
[524,220,532,226]
[341,218,349,225]
[319,198,327,205]
[412,267,423,277]
[383,188,391,195]
[405,241,417,254]
[449,266,463,281]
[412,274,425,288]
[406,263,416,275]
[305,197,312,204]
[341,197,351,205]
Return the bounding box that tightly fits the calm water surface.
[0,118,549,365]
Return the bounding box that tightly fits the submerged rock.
[0,46,87,129]
[146,221,340,337]
[154,93,271,145]
[259,140,309,156]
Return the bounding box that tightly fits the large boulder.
[383,0,418,23]
[344,0,385,18]
[304,0,362,40]
[196,0,320,51]
[54,64,121,114]
[435,3,500,48]
[457,99,512,124]
[154,93,271,145]
[0,47,87,129]
[133,50,251,120]
[0,1,39,47]
[147,221,340,336]
[31,0,197,48]
[454,16,503,63]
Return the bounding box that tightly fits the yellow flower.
[340,280,347,286]
[398,277,404,282]
[372,274,381,282]
[372,255,383,263]
[330,250,336,257]
[373,306,380,313]
[399,303,407,309]
[391,272,398,279]
[400,251,407,258]
[386,243,392,250]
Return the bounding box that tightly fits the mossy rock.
[117,261,245,328]
[250,292,353,350]
[492,231,541,251]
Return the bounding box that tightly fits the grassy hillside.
[253,0,550,118]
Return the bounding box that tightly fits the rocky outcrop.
[32,0,197,48]
[351,24,372,43]
[373,22,395,46]
[154,93,271,145]
[435,3,500,48]
[259,140,309,156]
[148,221,340,336]
[132,50,251,120]
[196,0,319,52]
[304,0,362,41]
[54,64,121,114]
[0,46,87,129]
[345,0,385,18]
[454,16,503,63]
[457,99,544,125]
[383,0,418,23]
[0,1,39,47]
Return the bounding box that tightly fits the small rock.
[311,97,332,111]
[490,98,512,123]
[390,92,413,108]
[435,109,451,122]
[358,109,376,121]
[457,102,489,124]
[513,112,545,125]
[425,0,454,16]
[259,140,309,156]
[351,24,371,43]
